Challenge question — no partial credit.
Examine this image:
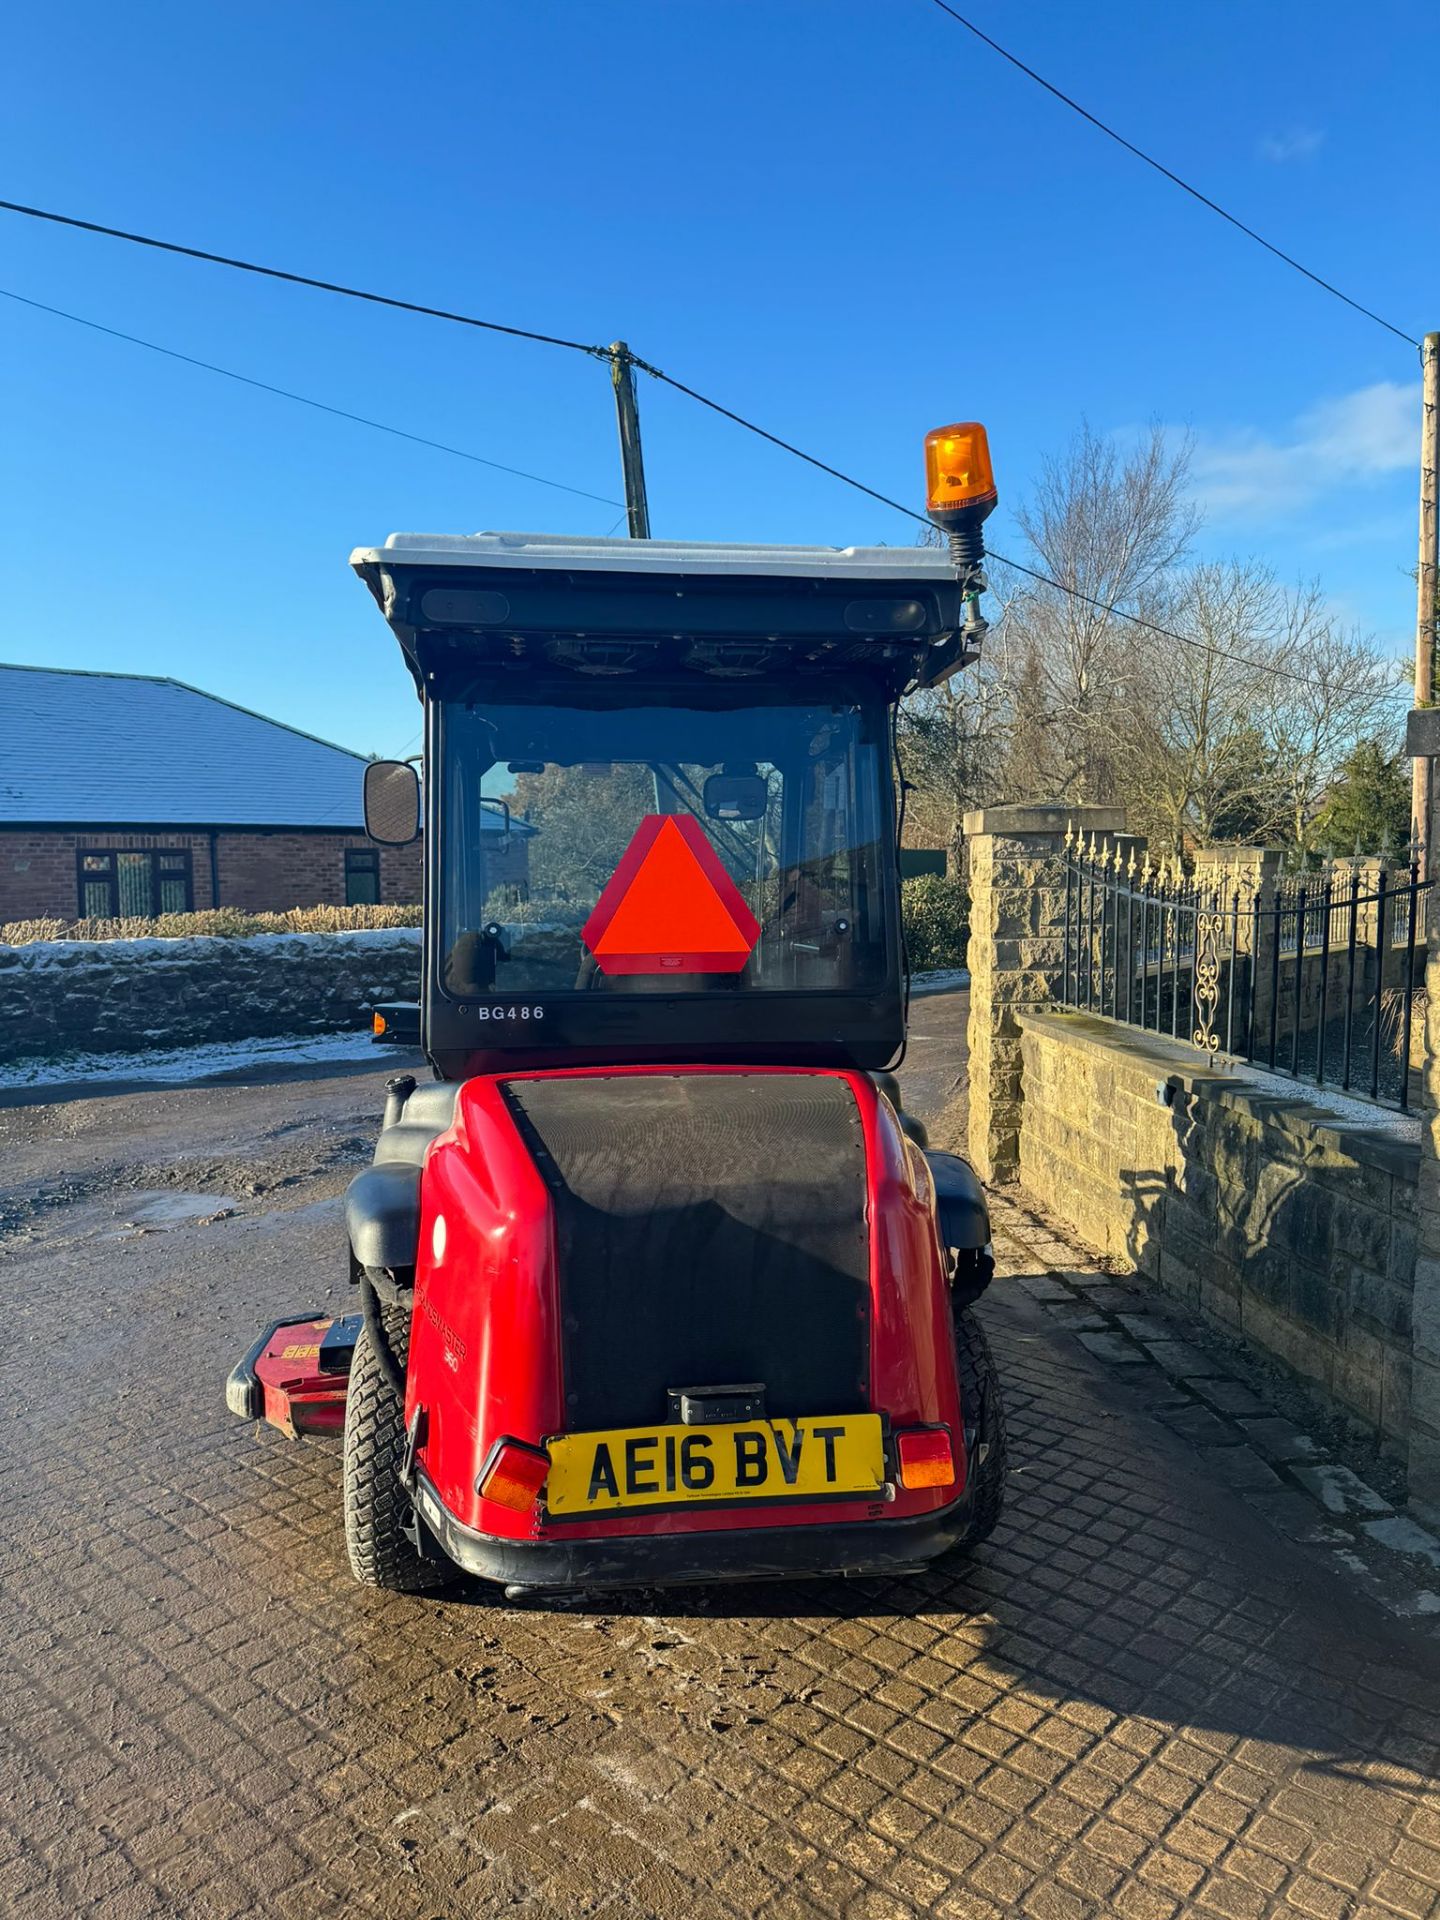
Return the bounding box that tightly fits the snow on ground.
[3,1029,396,1091]
[5,969,973,1092]
[911,968,970,995]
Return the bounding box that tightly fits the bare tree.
[1001,422,1197,801]
[897,629,1017,851]
[1100,565,1403,856]
[1258,590,1407,855]
[899,524,1019,851]
[895,422,1403,863]
[1108,561,1290,855]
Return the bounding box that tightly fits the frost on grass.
[0,927,422,970]
[1,905,423,947]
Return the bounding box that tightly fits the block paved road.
[2,996,1439,1920]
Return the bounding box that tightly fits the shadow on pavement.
[415,1273,1439,1801]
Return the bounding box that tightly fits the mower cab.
[231,486,1006,1596]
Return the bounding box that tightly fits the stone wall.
[0,927,422,1065]
[1018,1009,1420,1453]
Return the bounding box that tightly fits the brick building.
[0,664,459,922]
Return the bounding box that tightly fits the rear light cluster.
[477,1430,956,1510]
[478,1438,550,1512]
[896,1428,955,1490]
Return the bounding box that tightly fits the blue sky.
[2,1,1433,756]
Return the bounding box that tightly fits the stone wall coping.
[964,804,1127,837]
[1018,1008,1421,1181]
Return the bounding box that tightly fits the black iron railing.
[1059,832,1431,1110]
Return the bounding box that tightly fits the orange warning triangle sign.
[582,814,761,976]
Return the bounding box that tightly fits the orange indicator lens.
[478,1439,551,1513]
[896,1427,956,1490]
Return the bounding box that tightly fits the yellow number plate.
[546,1414,885,1515]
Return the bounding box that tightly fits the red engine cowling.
[404,1065,966,1550]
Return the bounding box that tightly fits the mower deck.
[226,1314,360,1439]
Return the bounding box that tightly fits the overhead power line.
[633,355,929,521]
[925,0,1420,349]
[0,287,623,509]
[629,357,1326,690]
[0,196,1357,689]
[0,197,610,358]
[987,550,1325,691]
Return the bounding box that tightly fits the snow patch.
[911,968,970,996]
[4,1028,396,1091]
[1218,1059,1420,1142]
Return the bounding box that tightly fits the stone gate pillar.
[964,802,1126,1186]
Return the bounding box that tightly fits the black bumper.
[412,1471,974,1592]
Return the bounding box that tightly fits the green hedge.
[901,873,970,971]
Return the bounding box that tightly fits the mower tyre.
[343,1300,447,1593]
[953,1304,1007,1547]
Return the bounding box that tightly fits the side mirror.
[704,772,768,822]
[364,759,421,845]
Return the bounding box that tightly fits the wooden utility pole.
[1413,332,1439,872]
[609,341,651,539]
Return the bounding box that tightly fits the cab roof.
[349,529,960,583]
[350,530,975,695]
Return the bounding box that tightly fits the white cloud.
[1191,381,1418,524]
[1259,126,1324,163]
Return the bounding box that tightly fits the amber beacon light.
[924,420,997,645]
[924,422,997,527]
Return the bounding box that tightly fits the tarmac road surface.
[2,998,1439,1919]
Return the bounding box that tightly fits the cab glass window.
[439,697,890,997]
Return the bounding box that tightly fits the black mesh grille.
[502,1073,871,1431]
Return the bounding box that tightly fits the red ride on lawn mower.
[228,425,1008,1596]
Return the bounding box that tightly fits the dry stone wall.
[0,928,422,1066]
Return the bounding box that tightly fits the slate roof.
[0,664,380,828]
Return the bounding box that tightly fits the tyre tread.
[953,1305,1008,1546]
[342,1302,447,1593]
